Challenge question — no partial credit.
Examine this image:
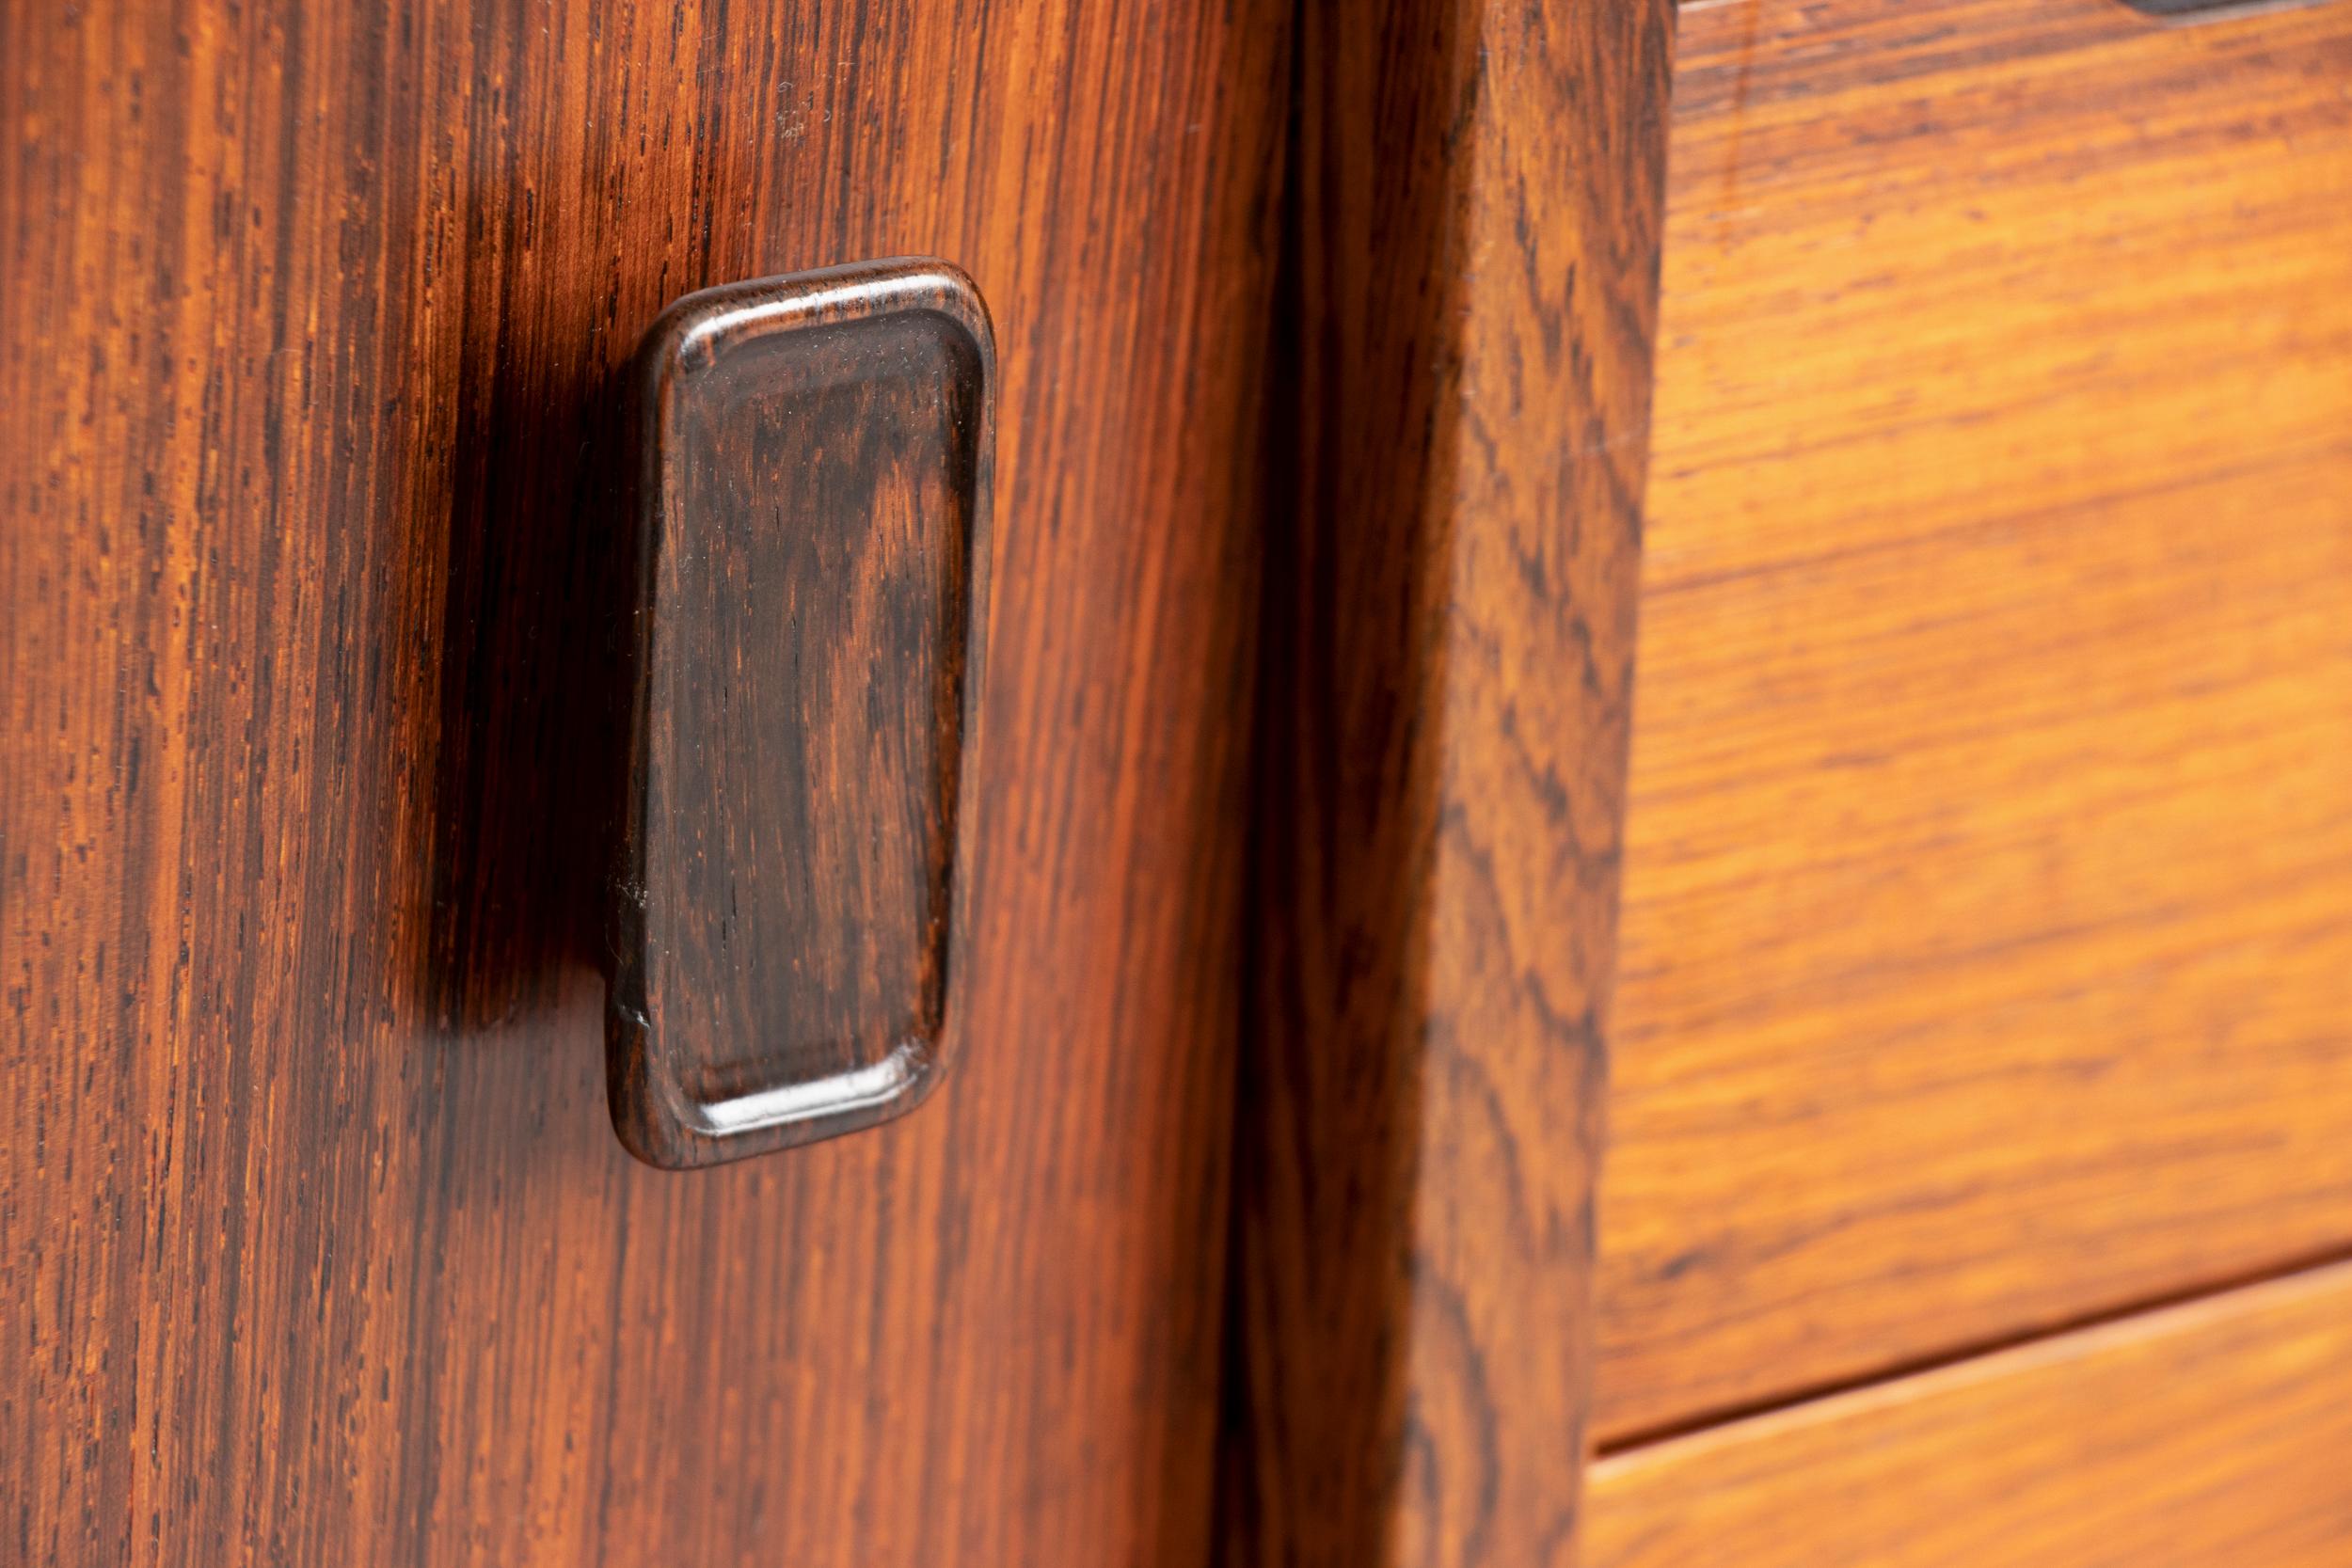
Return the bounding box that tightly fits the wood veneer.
[0,0,1285,1561]
[1598,0,2352,1443]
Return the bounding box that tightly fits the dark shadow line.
[1595,1240,2352,1457]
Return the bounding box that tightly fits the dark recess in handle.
[607,261,995,1169]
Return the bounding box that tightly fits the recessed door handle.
[606,261,994,1169]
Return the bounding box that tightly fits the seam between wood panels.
[1593,1240,2352,1458]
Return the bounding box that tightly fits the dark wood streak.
[608,264,993,1169]
[1216,0,1675,1560]
[0,0,1287,1561]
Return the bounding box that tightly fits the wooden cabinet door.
[1,2,1286,1561]
[3,0,1690,1560]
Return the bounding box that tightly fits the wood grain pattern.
[611,265,993,1167]
[1217,0,1673,1559]
[0,0,1284,1561]
[1585,1261,2352,1568]
[1597,0,2352,1442]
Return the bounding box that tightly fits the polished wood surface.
[1596,0,2352,1443]
[611,265,993,1167]
[1218,0,1673,1557]
[1586,1261,2352,1568]
[0,1,1283,1562]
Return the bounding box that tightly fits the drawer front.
[1588,1263,2352,1568]
[1600,0,2352,1442]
